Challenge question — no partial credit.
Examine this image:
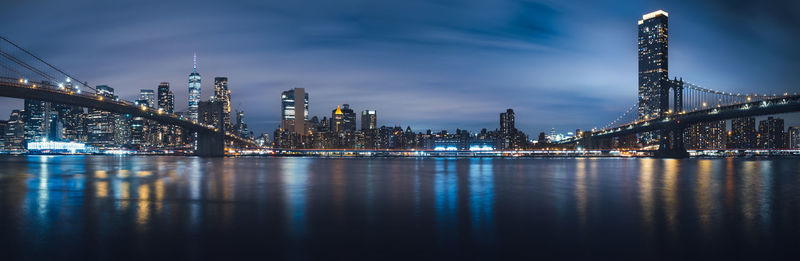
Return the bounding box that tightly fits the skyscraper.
[730,117,756,149]
[214,77,232,131]
[500,109,516,150]
[88,85,117,147]
[339,104,356,133]
[361,110,376,130]
[281,88,308,134]
[500,109,515,135]
[4,110,25,151]
[758,117,784,149]
[788,126,800,149]
[158,82,174,113]
[23,99,49,142]
[637,10,669,120]
[234,110,250,139]
[139,89,156,109]
[188,53,201,122]
[331,105,344,133]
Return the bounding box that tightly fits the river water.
[1,155,799,260]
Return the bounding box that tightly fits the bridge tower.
[655,78,689,158]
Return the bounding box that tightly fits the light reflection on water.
[2,155,800,259]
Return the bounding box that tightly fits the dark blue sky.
[1,0,798,135]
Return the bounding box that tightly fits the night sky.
[1,0,798,135]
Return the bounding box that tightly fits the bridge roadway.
[0,77,258,155]
[560,94,800,144]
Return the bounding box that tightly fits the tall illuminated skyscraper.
[637,10,669,120]
[214,77,232,131]
[158,82,174,113]
[188,53,201,122]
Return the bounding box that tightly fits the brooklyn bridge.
[0,35,259,156]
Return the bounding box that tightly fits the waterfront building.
[113,113,132,146]
[729,117,756,149]
[788,126,800,149]
[188,53,201,122]
[54,104,86,142]
[4,110,25,151]
[281,88,308,134]
[685,121,726,149]
[23,99,49,142]
[758,117,784,149]
[361,110,376,130]
[214,77,232,131]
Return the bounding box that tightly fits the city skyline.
[1,0,798,136]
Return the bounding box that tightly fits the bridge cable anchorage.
[0,34,96,92]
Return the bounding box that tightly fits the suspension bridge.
[561,78,800,157]
[0,35,259,156]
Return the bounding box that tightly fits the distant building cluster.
[271,88,535,150]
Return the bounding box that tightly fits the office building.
[280,88,308,134]
[4,110,25,151]
[23,99,49,142]
[158,82,174,113]
[214,77,232,131]
[87,85,117,147]
[340,104,356,133]
[361,110,376,130]
[188,53,201,122]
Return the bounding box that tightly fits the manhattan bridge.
[0,35,258,156]
[559,78,800,157]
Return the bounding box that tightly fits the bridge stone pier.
[655,122,689,158]
[197,132,225,157]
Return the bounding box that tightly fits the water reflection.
[281,158,309,239]
[435,159,459,246]
[469,158,495,245]
[2,155,800,259]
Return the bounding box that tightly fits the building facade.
[758,117,784,149]
[213,77,232,131]
[188,54,201,122]
[140,89,156,108]
[280,88,308,134]
[637,10,669,120]
[730,117,756,149]
[361,110,376,130]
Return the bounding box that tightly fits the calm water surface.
[1,155,800,260]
